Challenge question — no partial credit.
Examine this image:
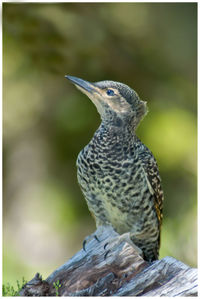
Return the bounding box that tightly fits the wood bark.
[19,225,198,296]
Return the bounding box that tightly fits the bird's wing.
[139,151,164,230]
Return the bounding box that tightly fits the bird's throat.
[96,122,136,148]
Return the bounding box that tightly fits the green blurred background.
[3,2,197,287]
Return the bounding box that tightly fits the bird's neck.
[96,121,136,144]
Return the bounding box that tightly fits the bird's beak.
[65,75,95,94]
[65,75,103,115]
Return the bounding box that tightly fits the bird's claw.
[82,233,101,251]
[104,249,111,260]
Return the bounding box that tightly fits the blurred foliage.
[3,2,197,286]
[2,278,27,296]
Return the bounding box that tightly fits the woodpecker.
[66,75,164,261]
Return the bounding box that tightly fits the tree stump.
[19,225,198,296]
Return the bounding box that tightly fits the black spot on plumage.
[123,162,130,168]
[115,117,122,127]
[93,163,101,169]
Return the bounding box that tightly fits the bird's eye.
[106,89,115,96]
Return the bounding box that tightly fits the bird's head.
[66,75,147,129]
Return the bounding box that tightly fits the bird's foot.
[82,225,117,252]
[82,233,100,251]
[103,232,143,259]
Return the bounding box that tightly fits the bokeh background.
[3,2,197,287]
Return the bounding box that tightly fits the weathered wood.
[19,225,198,296]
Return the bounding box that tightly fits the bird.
[66,75,164,262]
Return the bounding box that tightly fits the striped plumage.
[66,76,164,261]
